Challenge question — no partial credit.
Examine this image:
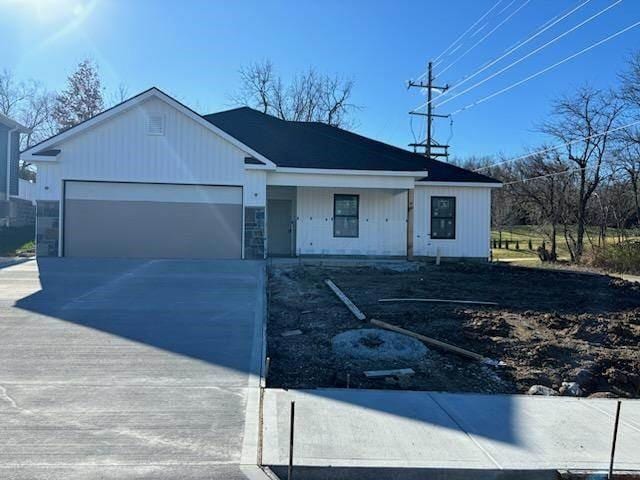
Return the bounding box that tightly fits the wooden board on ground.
[364,368,415,378]
[379,298,498,306]
[281,329,303,337]
[325,279,366,321]
[370,318,495,364]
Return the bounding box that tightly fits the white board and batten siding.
[32,97,250,201]
[414,185,492,259]
[296,187,408,256]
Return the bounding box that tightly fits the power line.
[419,0,593,111]
[474,118,640,173]
[503,163,621,186]
[423,0,504,80]
[414,0,592,112]
[436,0,531,77]
[452,18,640,116]
[434,0,620,110]
[503,166,587,186]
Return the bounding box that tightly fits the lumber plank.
[281,329,303,337]
[364,368,415,378]
[370,318,488,362]
[325,279,366,320]
[379,298,498,306]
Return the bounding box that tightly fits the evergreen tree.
[53,59,104,132]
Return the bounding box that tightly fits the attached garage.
[63,181,243,259]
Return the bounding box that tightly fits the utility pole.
[408,61,450,159]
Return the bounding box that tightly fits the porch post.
[407,189,414,260]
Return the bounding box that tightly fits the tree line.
[456,52,640,264]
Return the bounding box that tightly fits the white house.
[21,87,501,260]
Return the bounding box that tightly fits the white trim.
[0,112,30,133]
[415,181,502,188]
[5,128,17,201]
[268,171,416,189]
[58,184,64,256]
[245,163,276,171]
[274,167,428,177]
[23,153,60,163]
[20,88,277,168]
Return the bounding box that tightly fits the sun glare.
[5,0,95,23]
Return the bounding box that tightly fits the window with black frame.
[431,196,456,239]
[333,194,359,238]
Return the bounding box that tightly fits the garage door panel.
[64,182,242,259]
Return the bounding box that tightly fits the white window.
[431,196,456,239]
[334,194,359,238]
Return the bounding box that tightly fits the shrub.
[591,240,640,275]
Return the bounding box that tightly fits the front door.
[267,199,294,256]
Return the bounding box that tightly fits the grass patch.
[491,225,640,261]
[0,226,35,257]
[591,240,640,275]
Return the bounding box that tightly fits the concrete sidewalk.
[262,389,640,472]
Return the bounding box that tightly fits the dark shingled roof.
[203,107,500,183]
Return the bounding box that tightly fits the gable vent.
[147,114,165,135]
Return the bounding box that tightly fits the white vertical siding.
[296,187,408,256]
[244,170,267,206]
[414,185,491,259]
[17,179,36,202]
[32,97,247,200]
[32,163,61,200]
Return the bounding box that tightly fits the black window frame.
[430,196,456,240]
[333,194,359,238]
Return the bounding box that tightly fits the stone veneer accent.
[244,206,265,259]
[36,200,60,256]
[8,198,36,227]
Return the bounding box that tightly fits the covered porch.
[265,170,417,258]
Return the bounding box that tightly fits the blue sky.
[2,0,640,159]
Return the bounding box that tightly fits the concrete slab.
[0,258,267,479]
[262,389,497,469]
[262,389,640,472]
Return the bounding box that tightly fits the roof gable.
[21,88,275,167]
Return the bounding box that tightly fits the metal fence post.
[288,401,295,480]
[608,400,622,480]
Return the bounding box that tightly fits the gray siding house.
[0,112,33,227]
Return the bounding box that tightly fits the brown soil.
[266,261,640,396]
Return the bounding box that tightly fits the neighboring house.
[0,112,34,227]
[21,87,500,259]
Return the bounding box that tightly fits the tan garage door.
[64,181,242,259]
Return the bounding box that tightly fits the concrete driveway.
[0,258,266,480]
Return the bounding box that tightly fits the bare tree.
[109,82,130,106]
[0,70,58,180]
[539,86,624,261]
[53,59,104,132]
[0,71,56,147]
[509,152,572,261]
[617,51,640,226]
[0,69,28,117]
[231,60,357,128]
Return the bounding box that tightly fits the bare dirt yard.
[266,261,640,397]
